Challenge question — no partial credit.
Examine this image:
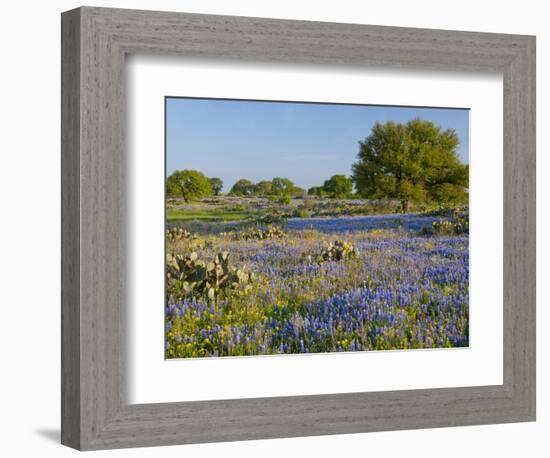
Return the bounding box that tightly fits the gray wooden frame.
[61,6,536,451]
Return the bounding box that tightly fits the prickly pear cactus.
[166,227,197,243]
[240,224,286,241]
[166,251,254,301]
[303,240,359,264]
[427,209,469,236]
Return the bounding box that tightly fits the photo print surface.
[165,97,469,359]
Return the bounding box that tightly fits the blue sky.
[166,98,469,192]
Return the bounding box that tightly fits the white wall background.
[0,1,546,456]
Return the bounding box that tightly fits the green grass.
[167,208,257,222]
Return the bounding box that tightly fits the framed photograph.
[61,6,536,450]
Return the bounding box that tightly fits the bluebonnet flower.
[165,213,469,357]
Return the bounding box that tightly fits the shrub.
[276,195,291,205]
[296,208,312,218]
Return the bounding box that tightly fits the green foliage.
[291,186,306,197]
[229,179,255,196]
[351,119,469,211]
[253,180,274,196]
[275,195,291,205]
[208,177,224,196]
[430,183,469,206]
[166,251,254,301]
[229,177,303,198]
[166,169,213,201]
[322,174,353,198]
[296,208,313,218]
[271,177,296,196]
[257,177,305,197]
[307,186,325,197]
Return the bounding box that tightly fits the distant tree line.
[166,170,223,201]
[229,177,304,200]
[165,171,306,202]
[308,174,353,199]
[166,119,468,210]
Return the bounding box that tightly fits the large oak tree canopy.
[351,119,469,211]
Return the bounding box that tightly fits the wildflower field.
[165,198,469,358]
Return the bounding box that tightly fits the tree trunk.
[401,200,409,213]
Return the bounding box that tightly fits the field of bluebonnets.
[165,196,469,358]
